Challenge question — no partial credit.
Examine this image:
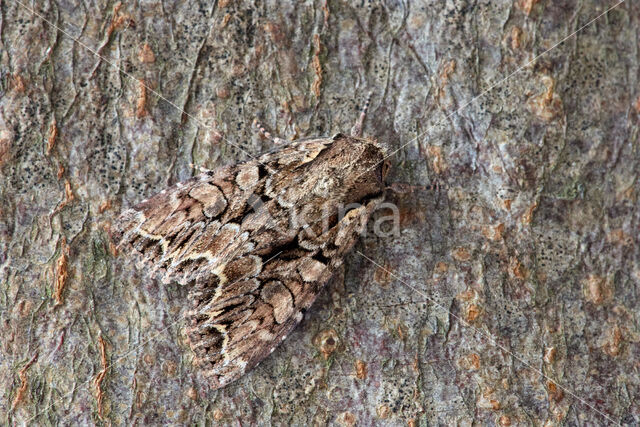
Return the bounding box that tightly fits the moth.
[114,131,387,390]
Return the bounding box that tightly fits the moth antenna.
[350,91,373,138]
[252,119,287,145]
[387,179,445,194]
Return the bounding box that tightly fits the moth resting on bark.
[114,133,387,390]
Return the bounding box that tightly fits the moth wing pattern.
[114,138,332,286]
[114,134,386,389]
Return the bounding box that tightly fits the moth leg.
[350,91,373,137]
[427,178,443,192]
[189,163,212,174]
[387,179,445,194]
[252,119,287,145]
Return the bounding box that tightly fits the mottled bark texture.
[1,0,638,425]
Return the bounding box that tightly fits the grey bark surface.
[1,0,638,425]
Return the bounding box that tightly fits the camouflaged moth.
[114,132,387,390]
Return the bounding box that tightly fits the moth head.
[327,133,387,203]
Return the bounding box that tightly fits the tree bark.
[1,0,638,425]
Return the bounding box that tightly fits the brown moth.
[114,133,387,390]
